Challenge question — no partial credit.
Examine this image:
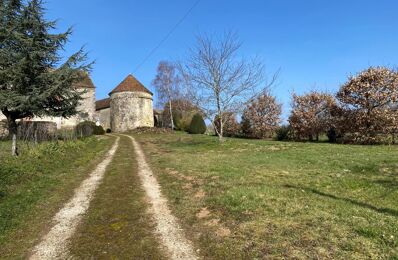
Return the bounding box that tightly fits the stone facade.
[110,92,154,132]
[96,107,111,130]
[60,88,96,128]
[24,88,96,129]
[0,120,8,139]
[0,76,96,130]
[1,74,154,133]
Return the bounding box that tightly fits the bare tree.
[152,61,180,129]
[214,112,241,137]
[179,32,267,141]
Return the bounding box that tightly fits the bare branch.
[178,32,269,141]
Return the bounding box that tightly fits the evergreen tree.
[188,113,206,134]
[0,0,91,155]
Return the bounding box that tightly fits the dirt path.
[124,135,198,260]
[68,135,164,259]
[30,136,120,259]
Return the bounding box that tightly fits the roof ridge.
[109,74,153,96]
[95,98,111,111]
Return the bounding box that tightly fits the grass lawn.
[0,136,114,258]
[134,132,398,259]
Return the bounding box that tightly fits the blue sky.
[46,0,398,120]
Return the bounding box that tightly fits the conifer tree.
[0,0,91,155]
[189,113,206,134]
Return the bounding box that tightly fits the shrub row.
[288,67,398,144]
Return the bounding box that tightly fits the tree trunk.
[7,117,18,156]
[216,92,223,142]
[218,120,224,142]
[169,99,174,130]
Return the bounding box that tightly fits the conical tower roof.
[74,71,95,89]
[109,74,152,95]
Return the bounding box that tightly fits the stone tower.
[60,72,96,128]
[75,72,96,120]
[109,74,154,132]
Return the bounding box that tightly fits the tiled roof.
[95,98,110,111]
[74,72,95,89]
[109,74,153,95]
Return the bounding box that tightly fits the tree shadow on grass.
[284,184,398,218]
[374,179,398,190]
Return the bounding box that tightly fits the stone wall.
[60,88,96,128]
[0,120,8,139]
[0,120,57,140]
[0,88,96,130]
[110,92,154,133]
[95,107,111,130]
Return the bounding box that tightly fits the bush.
[241,93,282,139]
[172,111,182,130]
[289,91,336,141]
[75,121,105,137]
[94,125,105,135]
[276,125,292,141]
[76,121,95,137]
[106,128,111,133]
[170,110,198,132]
[188,113,206,134]
[214,112,241,137]
[163,99,199,131]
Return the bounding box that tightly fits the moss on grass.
[69,135,165,259]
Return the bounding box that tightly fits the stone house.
[0,73,154,135]
[0,73,96,131]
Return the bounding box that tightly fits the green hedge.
[75,121,105,137]
[188,113,206,134]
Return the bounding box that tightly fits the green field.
[0,137,114,258]
[135,132,398,259]
[0,132,397,259]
